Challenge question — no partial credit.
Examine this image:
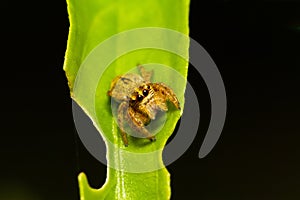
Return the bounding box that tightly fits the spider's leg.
[151,83,181,109]
[107,75,121,96]
[138,65,153,82]
[127,107,156,142]
[157,101,168,111]
[117,102,129,146]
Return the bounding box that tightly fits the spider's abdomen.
[108,73,144,102]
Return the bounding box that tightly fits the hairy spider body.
[108,66,180,146]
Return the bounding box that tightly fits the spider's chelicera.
[107,66,180,146]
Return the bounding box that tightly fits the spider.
[107,66,180,146]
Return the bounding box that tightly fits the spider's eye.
[143,89,148,96]
[137,94,143,101]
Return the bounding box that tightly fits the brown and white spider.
[107,66,180,146]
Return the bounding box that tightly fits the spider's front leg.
[117,102,129,146]
[127,107,156,142]
[151,83,181,110]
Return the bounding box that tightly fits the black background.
[1,0,300,199]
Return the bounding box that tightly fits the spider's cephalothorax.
[107,66,180,146]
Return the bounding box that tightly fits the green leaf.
[64,0,190,200]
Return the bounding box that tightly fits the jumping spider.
[107,66,180,146]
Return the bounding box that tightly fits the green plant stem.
[78,147,171,200]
